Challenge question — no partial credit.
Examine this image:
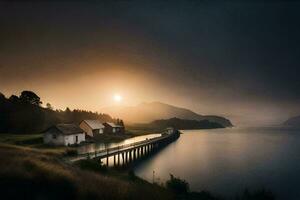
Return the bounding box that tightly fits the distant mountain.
[283,115,300,127]
[149,117,224,130]
[101,102,233,127]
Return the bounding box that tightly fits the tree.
[65,107,72,114]
[9,95,19,103]
[166,174,189,194]
[19,91,42,106]
[0,92,5,100]
[46,103,53,110]
[64,107,73,122]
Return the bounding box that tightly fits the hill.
[148,118,224,130]
[283,115,300,127]
[102,102,233,127]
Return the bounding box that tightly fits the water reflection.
[77,133,161,154]
[134,127,300,199]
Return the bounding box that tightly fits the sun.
[113,94,122,103]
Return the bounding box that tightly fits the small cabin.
[166,127,175,134]
[79,120,105,137]
[103,122,124,134]
[43,124,85,146]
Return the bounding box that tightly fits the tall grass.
[0,144,173,200]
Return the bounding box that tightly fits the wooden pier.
[69,129,180,167]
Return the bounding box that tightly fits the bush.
[128,169,136,180]
[166,174,189,195]
[75,159,107,173]
[64,149,78,156]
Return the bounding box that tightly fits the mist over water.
[134,127,300,199]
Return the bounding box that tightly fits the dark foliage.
[166,174,189,195]
[1,174,77,200]
[64,149,78,156]
[0,144,173,200]
[75,159,107,173]
[116,118,125,126]
[150,117,224,130]
[19,91,42,106]
[0,91,117,134]
[283,115,300,127]
[128,169,137,180]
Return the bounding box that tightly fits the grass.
[0,133,43,146]
[0,134,80,157]
[0,143,174,200]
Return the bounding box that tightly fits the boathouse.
[166,127,175,134]
[43,124,85,146]
[79,120,105,137]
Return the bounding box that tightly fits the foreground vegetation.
[0,133,43,146]
[0,143,174,200]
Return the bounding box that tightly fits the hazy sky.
[1,1,300,126]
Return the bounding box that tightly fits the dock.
[68,129,180,167]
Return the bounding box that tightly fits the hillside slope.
[102,102,233,127]
[149,118,224,130]
[283,115,300,127]
[0,144,173,200]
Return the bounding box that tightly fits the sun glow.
[113,94,122,103]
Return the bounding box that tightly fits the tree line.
[0,91,122,134]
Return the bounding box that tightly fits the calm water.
[134,127,300,199]
[77,133,161,154]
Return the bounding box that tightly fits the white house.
[79,120,105,137]
[43,124,85,146]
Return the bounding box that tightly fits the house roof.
[46,124,84,135]
[82,120,105,129]
[104,122,123,128]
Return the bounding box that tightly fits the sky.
[1,1,300,126]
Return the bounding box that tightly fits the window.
[52,134,57,139]
[76,136,78,143]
